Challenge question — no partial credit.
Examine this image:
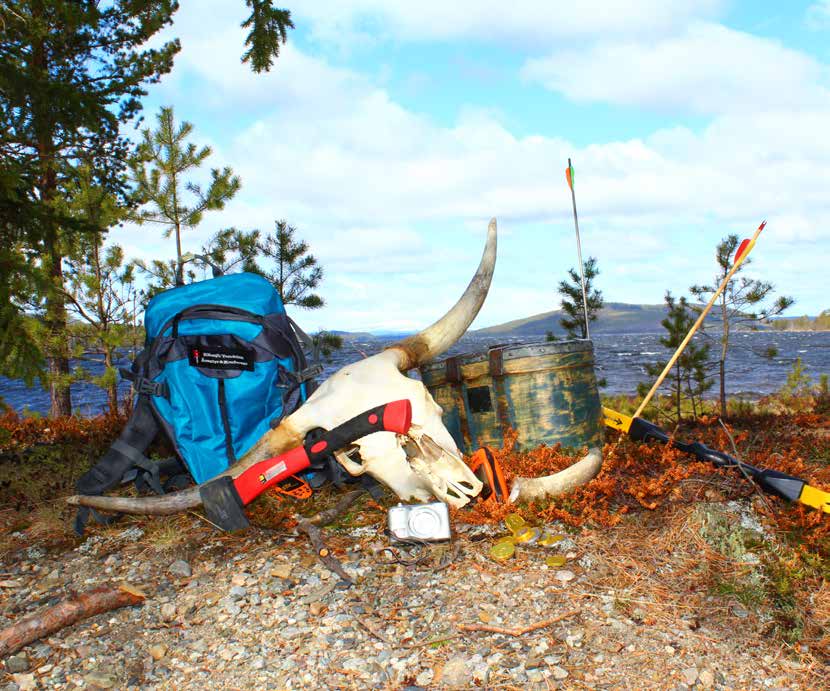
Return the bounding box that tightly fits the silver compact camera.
[388,502,451,542]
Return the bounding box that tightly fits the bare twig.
[295,489,364,584]
[458,609,579,637]
[717,419,775,514]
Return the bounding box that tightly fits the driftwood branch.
[0,585,146,659]
[295,489,364,585]
[457,609,579,637]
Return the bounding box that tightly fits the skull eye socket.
[402,438,420,459]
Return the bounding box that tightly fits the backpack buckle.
[297,364,323,383]
[135,377,169,398]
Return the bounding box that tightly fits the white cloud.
[522,22,830,115]
[121,4,830,330]
[293,0,724,47]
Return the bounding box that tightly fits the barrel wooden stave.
[421,341,603,454]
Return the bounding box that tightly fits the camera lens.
[409,508,441,538]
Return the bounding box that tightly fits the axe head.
[199,476,250,532]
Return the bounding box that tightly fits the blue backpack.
[75,272,320,531]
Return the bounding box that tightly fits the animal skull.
[291,349,482,506]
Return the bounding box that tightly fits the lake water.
[1,331,827,416]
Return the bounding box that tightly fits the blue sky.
[116,1,830,333]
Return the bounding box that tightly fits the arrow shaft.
[567,158,591,340]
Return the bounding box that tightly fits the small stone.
[309,601,325,616]
[555,570,576,583]
[682,667,698,685]
[231,573,247,587]
[551,666,569,680]
[416,669,434,686]
[148,644,167,661]
[84,671,116,688]
[167,560,191,578]
[441,656,470,689]
[732,605,749,619]
[160,603,177,621]
[271,563,292,580]
[6,654,29,673]
[229,585,247,600]
[11,673,36,691]
[699,669,715,688]
[251,657,266,670]
[664,645,676,655]
[527,669,544,683]
[565,631,584,648]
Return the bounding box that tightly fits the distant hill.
[475,302,722,337]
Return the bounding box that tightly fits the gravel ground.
[0,500,822,690]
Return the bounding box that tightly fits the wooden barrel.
[420,340,603,454]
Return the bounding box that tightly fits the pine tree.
[201,227,262,276]
[0,0,179,416]
[690,235,793,416]
[241,1,294,73]
[254,220,342,358]
[557,257,603,339]
[639,292,711,422]
[62,166,137,414]
[130,106,241,286]
[257,220,324,309]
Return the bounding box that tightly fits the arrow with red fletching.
[733,220,765,265]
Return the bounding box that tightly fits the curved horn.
[66,415,307,515]
[508,448,603,503]
[389,218,497,371]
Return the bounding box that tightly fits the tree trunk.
[45,229,72,418]
[719,292,729,418]
[675,363,681,422]
[105,348,118,415]
[32,26,72,418]
[174,221,183,285]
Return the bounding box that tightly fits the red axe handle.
[233,399,412,504]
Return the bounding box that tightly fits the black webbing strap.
[287,317,324,382]
[111,440,165,495]
[74,396,162,536]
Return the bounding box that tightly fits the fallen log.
[0,584,145,659]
